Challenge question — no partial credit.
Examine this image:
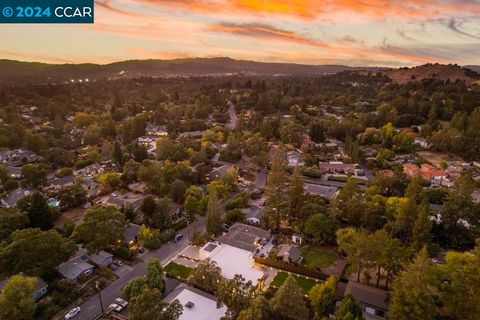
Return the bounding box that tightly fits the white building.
[164,284,227,320]
[199,242,264,285]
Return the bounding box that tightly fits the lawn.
[164,262,193,280]
[270,272,321,294]
[300,247,338,270]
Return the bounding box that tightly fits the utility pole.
[96,281,104,314]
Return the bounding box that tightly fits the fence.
[253,256,328,281]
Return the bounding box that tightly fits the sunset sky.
[1,0,480,66]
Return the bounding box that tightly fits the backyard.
[300,246,338,270]
[270,271,321,294]
[164,262,193,280]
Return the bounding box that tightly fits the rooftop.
[164,284,227,320]
[200,242,264,284]
[345,281,389,311]
[216,222,271,252]
[304,183,338,201]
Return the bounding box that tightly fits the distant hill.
[0,57,378,84]
[383,63,480,84]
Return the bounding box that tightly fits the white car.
[115,297,128,308]
[109,303,124,312]
[65,307,81,319]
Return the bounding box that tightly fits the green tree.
[0,275,37,320]
[122,277,147,301]
[188,260,222,293]
[74,205,127,254]
[389,248,437,320]
[129,288,183,320]
[0,207,29,241]
[303,213,336,245]
[146,258,165,293]
[330,178,364,226]
[56,184,87,210]
[237,295,272,320]
[436,246,480,320]
[269,275,309,320]
[206,189,222,235]
[216,274,255,318]
[265,150,287,231]
[334,294,364,320]
[286,167,305,222]
[140,195,157,217]
[184,195,199,219]
[17,192,53,231]
[21,164,47,188]
[0,228,76,278]
[411,199,432,251]
[309,275,338,319]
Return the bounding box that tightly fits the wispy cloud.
[447,17,480,39]
[208,23,330,48]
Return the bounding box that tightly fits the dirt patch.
[55,207,86,227]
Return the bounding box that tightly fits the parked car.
[109,263,118,271]
[109,303,123,312]
[65,307,81,319]
[115,297,128,308]
[137,247,145,253]
[172,234,183,243]
[113,259,124,267]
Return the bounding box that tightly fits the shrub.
[112,246,135,260]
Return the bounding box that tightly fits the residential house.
[403,163,448,184]
[56,260,94,281]
[304,183,339,201]
[344,281,389,319]
[286,149,305,167]
[90,251,113,267]
[0,276,48,301]
[145,124,167,137]
[163,284,227,320]
[47,175,74,191]
[206,164,233,182]
[0,148,37,165]
[216,222,271,253]
[242,206,264,225]
[277,245,302,264]
[1,188,31,208]
[199,242,265,285]
[318,162,356,175]
[178,131,204,138]
[123,223,141,247]
[95,192,144,212]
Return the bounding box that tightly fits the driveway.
[74,217,206,320]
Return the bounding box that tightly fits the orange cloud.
[111,0,480,21]
[208,23,330,48]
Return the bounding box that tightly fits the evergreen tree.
[237,295,272,320]
[146,258,165,293]
[286,167,305,222]
[265,150,287,231]
[309,275,338,319]
[19,192,53,231]
[389,248,437,320]
[206,189,222,235]
[334,294,364,320]
[412,199,432,251]
[269,275,309,320]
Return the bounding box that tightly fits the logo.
[0,0,94,23]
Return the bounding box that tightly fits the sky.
[1,0,480,66]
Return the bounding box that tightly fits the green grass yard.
[270,272,321,294]
[300,247,338,270]
[164,262,193,280]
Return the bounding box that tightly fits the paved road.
[226,100,237,130]
[213,159,267,189]
[74,217,206,320]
